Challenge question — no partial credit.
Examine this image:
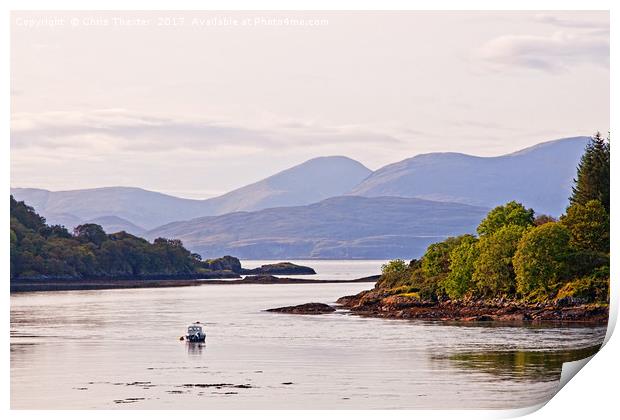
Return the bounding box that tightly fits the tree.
[477,201,535,236]
[473,225,528,297]
[381,259,408,275]
[10,195,46,232]
[513,222,571,299]
[569,132,610,213]
[377,259,410,289]
[444,236,479,299]
[560,200,609,254]
[73,224,108,247]
[421,235,473,277]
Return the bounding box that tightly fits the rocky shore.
[267,302,336,315]
[336,289,609,323]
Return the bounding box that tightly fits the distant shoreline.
[10,274,380,293]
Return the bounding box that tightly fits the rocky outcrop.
[241,262,316,275]
[336,290,609,323]
[267,302,336,315]
[204,255,242,273]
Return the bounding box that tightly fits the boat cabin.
[187,323,203,335]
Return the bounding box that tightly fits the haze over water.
[11,261,605,409]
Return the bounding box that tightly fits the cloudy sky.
[11,11,609,198]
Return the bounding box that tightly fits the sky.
[11,11,610,199]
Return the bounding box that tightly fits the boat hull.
[185,334,206,343]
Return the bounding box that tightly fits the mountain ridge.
[145,195,490,259]
[348,136,589,215]
[11,155,371,232]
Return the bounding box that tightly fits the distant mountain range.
[146,196,489,259]
[350,137,588,216]
[199,155,371,214]
[11,136,589,258]
[11,156,371,232]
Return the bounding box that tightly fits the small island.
[241,262,316,276]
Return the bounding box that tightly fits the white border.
[2,1,616,419]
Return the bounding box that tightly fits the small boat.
[185,322,206,343]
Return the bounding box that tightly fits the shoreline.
[334,290,609,324]
[10,274,380,293]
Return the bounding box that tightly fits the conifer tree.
[569,132,610,213]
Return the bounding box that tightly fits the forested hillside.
[10,196,241,281]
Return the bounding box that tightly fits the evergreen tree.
[569,132,610,213]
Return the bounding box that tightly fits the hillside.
[348,137,589,216]
[203,156,371,214]
[9,195,242,282]
[147,196,489,259]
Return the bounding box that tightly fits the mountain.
[146,196,489,259]
[202,156,371,214]
[9,187,207,232]
[10,156,371,232]
[348,137,589,216]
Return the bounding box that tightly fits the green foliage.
[560,200,609,254]
[513,222,571,299]
[421,235,473,277]
[74,223,108,246]
[381,259,408,275]
[10,195,239,280]
[444,236,479,299]
[377,259,411,289]
[556,266,609,303]
[569,132,610,213]
[473,225,528,297]
[10,196,46,231]
[476,201,535,236]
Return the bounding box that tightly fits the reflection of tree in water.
[437,345,601,382]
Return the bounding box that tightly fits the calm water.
[241,259,389,280]
[11,261,605,409]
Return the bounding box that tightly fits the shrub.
[556,274,609,304]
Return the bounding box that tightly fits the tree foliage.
[444,236,479,299]
[560,200,609,254]
[473,225,528,297]
[569,132,610,213]
[421,235,473,277]
[476,201,535,236]
[513,222,571,298]
[10,195,240,280]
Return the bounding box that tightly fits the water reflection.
[435,345,601,382]
[11,278,608,409]
[186,342,205,356]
